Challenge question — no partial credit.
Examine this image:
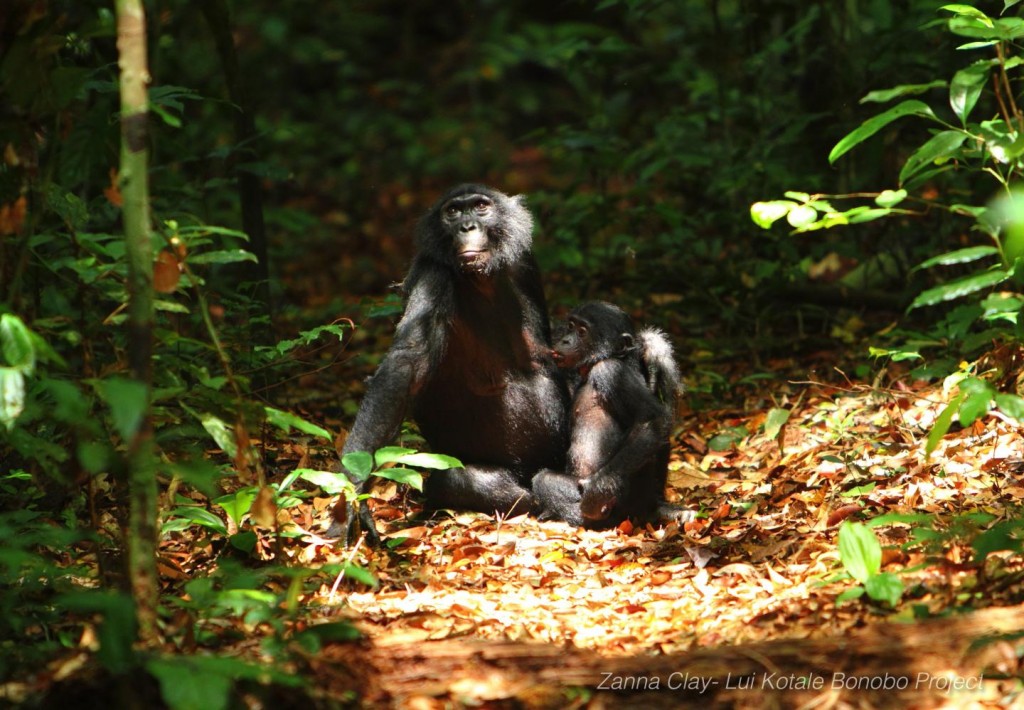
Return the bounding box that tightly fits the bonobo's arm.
[330,265,453,544]
[580,361,671,516]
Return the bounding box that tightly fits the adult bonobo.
[532,301,687,527]
[329,184,570,544]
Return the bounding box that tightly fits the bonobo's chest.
[431,276,536,396]
[568,382,620,478]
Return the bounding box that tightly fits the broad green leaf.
[264,406,332,441]
[972,520,1024,562]
[864,572,904,606]
[0,367,26,430]
[750,200,796,229]
[860,81,946,104]
[199,413,237,457]
[949,16,1024,40]
[829,100,937,164]
[898,130,968,185]
[950,60,994,124]
[845,207,897,224]
[373,446,419,465]
[163,506,229,536]
[763,407,790,440]
[388,452,463,470]
[958,390,993,425]
[835,586,866,604]
[994,393,1024,420]
[0,314,35,373]
[979,119,1024,164]
[94,377,148,441]
[786,204,817,228]
[926,393,964,455]
[341,451,374,481]
[213,487,258,527]
[341,562,377,587]
[188,249,258,265]
[148,657,232,710]
[940,4,992,24]
[909,268,1009,309]
[295,468,354,496]
[875,189,908,208]
[838,521,882,584]
[371,467,424,491]
[914,246,998,271]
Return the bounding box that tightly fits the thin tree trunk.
[116,0,158,645]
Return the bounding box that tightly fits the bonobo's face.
[441,193,496,273]
[551,316,589,369]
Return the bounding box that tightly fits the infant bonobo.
[532,301,689,527]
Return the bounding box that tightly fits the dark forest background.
[3,1,1024,707]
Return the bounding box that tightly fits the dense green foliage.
[3,0,1024,706]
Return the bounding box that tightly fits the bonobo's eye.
[445,205,459,218]
[474,199,491,213]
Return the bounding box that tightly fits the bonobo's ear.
[619,333,634,352]
[512,194,528,208]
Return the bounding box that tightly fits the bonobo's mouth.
[457,250,489,272]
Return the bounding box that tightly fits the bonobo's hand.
[324,497,381,547]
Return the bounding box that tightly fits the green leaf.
[898,130,968,185]
[958,389,993,426]
[750,200,796,229]
[380,450,463,470]
[264,406,332,441]
[909,268,1009,309]
[914,246,999,271]
[94,377,149,441]
[199,413,237,457]
[940,5,993,24]
[763,407,790,440]
[860,81,946,104]
[148,657,233,710]
[972,520,1023,562]
[785,204,817,228]
[162,506,229,536]
[950,60,994,124]
[342,451,374,482]
[340,562,377,587]
[926,393,964,455]
[835,586,866,604]
[829,100,938,164]
[875,189,908,208]
[213,487,258,528]
[188,249,258,265]
[994,393,1024,420]
[295,468,354,496]
[838,521,882,584]
[0,314,35,373]
[371,467,424,491]
[863,572,904,606]
[0,368,26,430]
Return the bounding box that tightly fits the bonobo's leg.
[531,469,584,526]
[424,465,535,518]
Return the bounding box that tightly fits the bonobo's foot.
[424,466,535,519]
[323,498,381,547]
[531,469,584,526]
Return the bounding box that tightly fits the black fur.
[330,185,570,544]
[533,301,684,527]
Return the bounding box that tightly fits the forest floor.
[280,331,1024,708]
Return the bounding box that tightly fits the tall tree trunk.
[116,0,158,645]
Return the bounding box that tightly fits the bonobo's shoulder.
[587,358,648,394]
